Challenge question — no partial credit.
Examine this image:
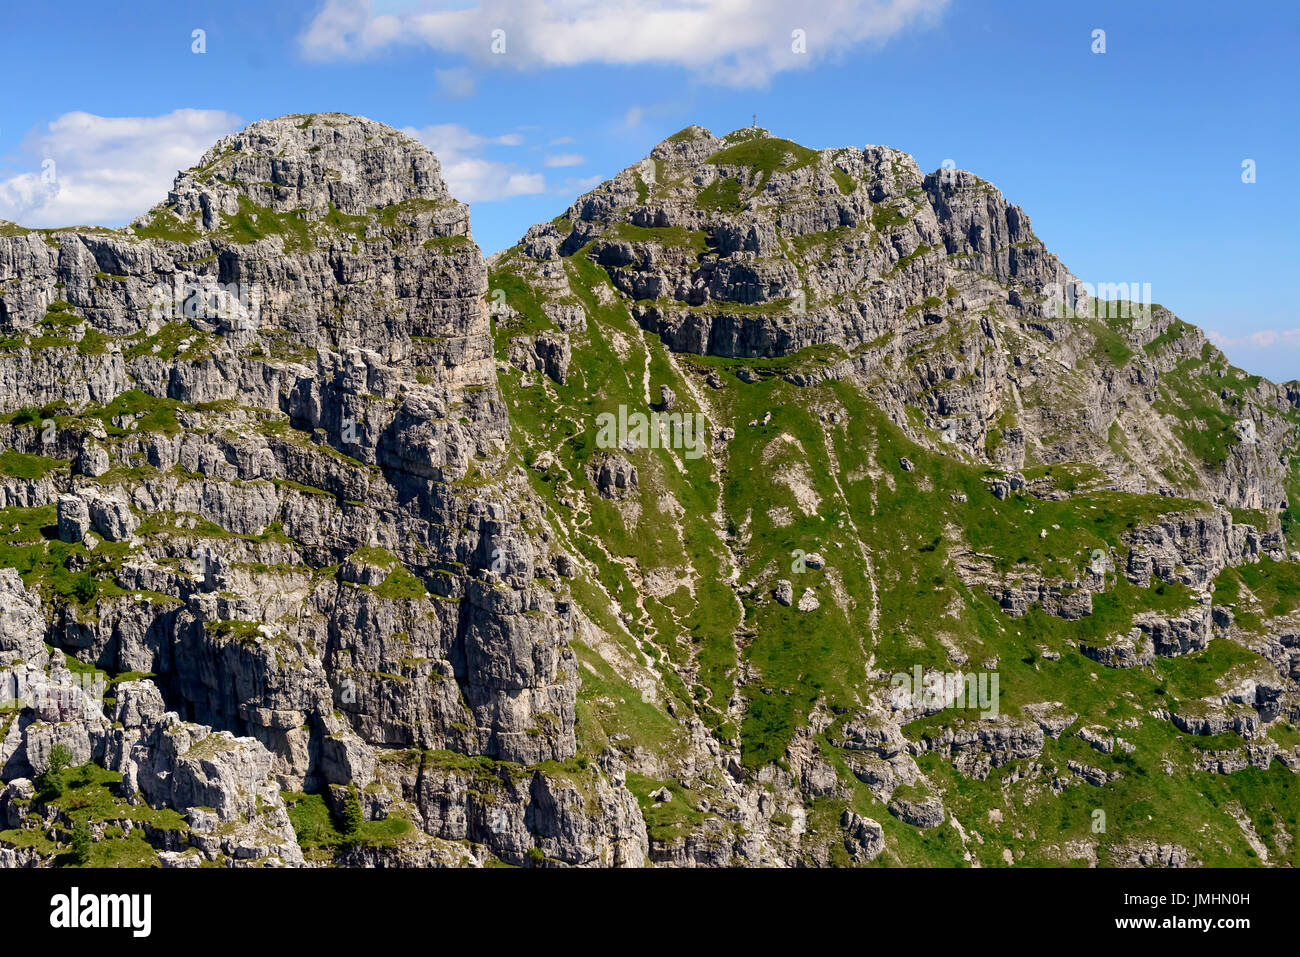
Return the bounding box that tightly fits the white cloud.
[299,0,949,86]
[409,124,518,154]
[623,106,644,129]
[545,153,585,167]
[404,123,545,202]
[1208,329,1300,350]
[0,109,242,228]
[554,173,604,195]
[435,66,476,97]
[549,136,574,145]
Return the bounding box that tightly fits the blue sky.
[1,0,1297,379]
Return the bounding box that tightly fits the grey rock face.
[0,570,46,666]
[919,718,1045,771]
[508,332,570,385]
[1135,602,1213,657]
[74,440,110,478]
[587,452,638,499]
[1125,509,1282,588]
[1022,702,1078,738]
[56,494,89,543]
[1068,760,1120,787]
[840,810,885,862]
[0,112,625,867]
[371,752,648,867]
[888,794,945,828]
[1080,630,1156,669]
[86,489,138,541]
[1110,842,1189,868]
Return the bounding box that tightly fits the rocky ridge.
[1,115,1299,867]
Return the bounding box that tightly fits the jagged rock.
[1077,725,1115,754]
[843,751,917,799]
[840,810,885,862]
[774,580,794,606]
[158,850,203,868]
[0,571,47,667]
[1196,743,1278,774]
[407,757,647,867]
[1125,510,1281,590]
[888,794,944,828]
[508,332,571,385]
[74,440,110,478]
[1023,702,1077,738]
[0,778,34,828]
[920,718,1044,772]
[56,494,90,543]
[1169,703,1260,738]
[1135,603,1212,657]
[833,712,907,757]
[1080,630,1155,669]
[1110,842,1189,868]
[587,452,637,499]
[86,489,138,542]
[1067,760,1120,786]
[796,588,819,612]
[519,223,562,261]
[995,582,1092,620]
[0,113,604,867]
[544,302,586,332]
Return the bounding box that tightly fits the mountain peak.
[498,120,1295,513]
[719,125,774,142]
[133,112,455,238]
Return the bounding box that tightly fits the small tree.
[36,743,74,801]
[70,572,98,605]
[339,786,363,837]
[70,819,92,866]
[47,743,73,776]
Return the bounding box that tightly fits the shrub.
[69,572,98,605]
[70,819,92,865]
[36,743,74,800]
[339,786,363,836]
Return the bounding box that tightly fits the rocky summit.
[0,113,1298,868]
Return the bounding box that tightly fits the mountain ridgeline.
[0,113,1298,868]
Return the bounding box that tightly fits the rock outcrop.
[0,113,630,868]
